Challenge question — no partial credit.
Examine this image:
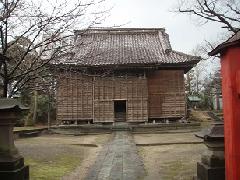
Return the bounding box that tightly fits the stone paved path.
[84,131,145,180]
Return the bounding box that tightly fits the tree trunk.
[25,90,38,126]
[32,90,38,125]
[196,75,199,95]
[47,93,51,130]
[216,93,220,110]
[2,78,8,97]
[187,73,191,94]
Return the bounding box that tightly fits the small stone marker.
[0,98,29,180]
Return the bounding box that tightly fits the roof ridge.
[172,50,201,59]
[74,27,166,35]
[226,30,240,42]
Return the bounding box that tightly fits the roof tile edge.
[74,27,166,35]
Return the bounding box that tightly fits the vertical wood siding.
[56,70,185,123]
[148,70,185,118]
[56,72,93,122]
[93,76,148,122]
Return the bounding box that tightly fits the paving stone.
[84,131,145,180]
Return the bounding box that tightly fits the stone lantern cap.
[0,98,28,111]
[195,122,224,141]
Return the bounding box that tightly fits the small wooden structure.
[55,28,200,124]
[188,95,201,109]
[209,31,240,180]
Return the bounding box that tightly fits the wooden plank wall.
[125,78,148,122]
[56,72,148,123]
[93,76,148,122]
[148,70,185,118]
[56,72,93,122]
[93,77,114,122]
[56,70,185,122]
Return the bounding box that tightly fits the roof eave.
[208,40,240,56]
[51,59,200,73]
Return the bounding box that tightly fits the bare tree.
[174,0,239,62]
[174,0,234,109]
[185,62,205,96]
[176,0,240,33]
[0,0,108,97]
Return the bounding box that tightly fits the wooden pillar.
[92,76,95,122]
[220,47,240,180]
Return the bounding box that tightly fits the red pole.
[220,47,240,180]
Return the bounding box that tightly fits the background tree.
[175,0,239,109]
[200,69,222,109]
[0,0,108,97]
[185,66,202,96]
[176,0,239,63]
[177,0,239,33]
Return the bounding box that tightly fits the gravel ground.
[134,132,202,145]
[15,131,206,180]
[134,132,205,180]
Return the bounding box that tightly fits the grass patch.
[94,134,111,145]
[161,160,196,180]
[200,121,211,128]
[26,155,81,180]
[14,126,46,132]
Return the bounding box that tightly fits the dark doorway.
[114,100,126,122]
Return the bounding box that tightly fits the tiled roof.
[209,30,240,56]
[188,96,201,102]
[61,28,200,66]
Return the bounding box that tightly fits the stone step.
[111,122,131,131]
[111,126,131,131]
[207,112,223,121]
[112,127,131,131]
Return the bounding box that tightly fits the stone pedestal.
[0,98,29,180]
[196,122,225,180]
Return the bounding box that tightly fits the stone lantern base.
[0,156,29,180]
[197,162,225,180]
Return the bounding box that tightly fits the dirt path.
[84,131,145,180]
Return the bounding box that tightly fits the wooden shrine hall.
[54,28,200,124]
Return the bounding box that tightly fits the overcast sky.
[101,0,225,55]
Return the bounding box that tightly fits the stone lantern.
[195,122,225,180]
[0,98,29,180]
